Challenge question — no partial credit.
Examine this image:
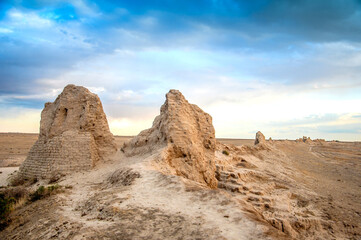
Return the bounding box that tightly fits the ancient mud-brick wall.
[19,84,116,179]
[19,131,99,179]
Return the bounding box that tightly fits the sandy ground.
[1,150,271,239]
[0,167,18,186]
[275,141,361,238]
[0,133,360,239]
[0,133,38,167]
[216,138,254,147]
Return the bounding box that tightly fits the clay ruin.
[122,89,218,188]
[19,84,117,179]
[254,131,266,145]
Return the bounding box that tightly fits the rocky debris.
[122,89,217,188]
[107,168,140,186]
[254,131,266,145]
[19,84,117,179]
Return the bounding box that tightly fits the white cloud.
[0,27,13,33]
[3,88,63,101]
[115,90,142,102]
[71,0,100,17]
[1,32,360,140]
[108,117,152,136]
[7,8,52,28]
[313,42,361,68]
[86,86,105,94]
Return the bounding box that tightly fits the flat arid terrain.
[0,133,39,168]
[0,133,360,239]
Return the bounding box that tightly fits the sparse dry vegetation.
[0,193,15,229]
[29,184,62,202]
[8,174,25,186]
[0,186,29,230]
[0,183,64,231]
[8,173,37,187]
[222,150,229,156]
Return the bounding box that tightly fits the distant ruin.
[122,89,218,188]
[254,131,266,145]
[296,136,311,143]
[19,84,117,179]
[295,136,326,143]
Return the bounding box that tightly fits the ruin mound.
[19,84,117,179]
[122,89,218,188]
[254,131,266,145]
[296,136,313,143]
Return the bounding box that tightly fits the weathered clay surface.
[122,90,218,188]
[19,84,116,179]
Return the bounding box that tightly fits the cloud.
[1,1,361,96]
[262,112,361,140]
[0,27,12,33]
[85,0,361,47]
[108,116,154,136]
[115,90,142,102]
[0,0,360,140]
[317,123,361,134]
[0,107,41,133]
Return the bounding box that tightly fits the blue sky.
[0,0,360,140]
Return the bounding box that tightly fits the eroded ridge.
[122,89,218,188]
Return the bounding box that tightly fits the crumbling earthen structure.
[19,84,117,179]
[122,90,218,188]
[254,131,266,145]
[296,136,312,143]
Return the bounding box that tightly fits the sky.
[0,0,360,141]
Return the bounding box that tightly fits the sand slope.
[1,150,271,239]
